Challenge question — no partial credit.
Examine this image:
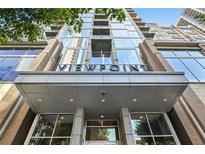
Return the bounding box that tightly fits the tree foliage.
[0,8,126,44]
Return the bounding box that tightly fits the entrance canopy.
[15,71,188,118]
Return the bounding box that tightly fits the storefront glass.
[131,113,177,145]
[28,114,74,145]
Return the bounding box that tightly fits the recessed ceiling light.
[60,116,64,120]
[163,98,168,102]
[101,99,106,103]
[69,98,74,103]
[133,98,138,102]
[37,98,43,103]
[100,115,104,118]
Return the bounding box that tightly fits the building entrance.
[84,120,121,145]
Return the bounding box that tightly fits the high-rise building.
[177,8,205,33]
[0,8,205,145]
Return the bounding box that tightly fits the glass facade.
[131,113,176,145]
[57,9,144,67]
[85,120,119,142]
[57,11,93,66]
[0,48,41,81]
[160,49,205,82]
[111,16,143,65]
[28,114,74,145]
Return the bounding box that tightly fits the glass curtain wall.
[28,114,74,145]
[131,113,176,145]
[57,10,94,66]
[110,14,144,65]
[159,49,205,82]
[0,48,41,82]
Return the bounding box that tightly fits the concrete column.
[70,108,85,145]
[120,107,136,145]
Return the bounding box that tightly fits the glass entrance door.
[84,120,120,145]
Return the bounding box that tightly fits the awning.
[14,71,188,118]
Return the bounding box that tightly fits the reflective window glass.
[131,113,177,145]
[155,137,176,145]
[181,59,205,82]
[131,114,151,135]
[174,51,191,57]
[29,138,51,145]
[29,114,74,145]
[86,127,119,141]
[0,49,12,55]
[167,58,198,82]
[160,51,176,57]
[15,57,35,71]
[26,49,42,55]
[82,18,92,22]
[188,51,204,57]
[128,32,140,38]
[112,30,129,37]
[80,29,90,37]
[82,22,92,29]
[53,114,73,136]
[0,57,20,66]
[76,49,86,64]
[91,57,112,64]
[147,114,171,135]
[126,25,135,31]
[0,57,4,63]
[32,115,56,137]
[111,23,126,29]
[59,37,71,46]
[116,50,141,64]
[81,13,93,18]
[0,57,21,80]
[51,138,70,145]
[114,39,139,49]
[135,137,154,145]
[81,38,89,49]
[124,21,132,25]
[10,49,28,55]
[196,59,205,68]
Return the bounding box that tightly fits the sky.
[134,8,184,26]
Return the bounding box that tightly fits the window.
[91,57,112,64]
[82,22,92,29]
[81,13,93,18]
[0,48,41,81]
[126,25,135,31]
[116,50,141,64]
[80,29,90,37]
[86,120,119,142]
[111,23,126,29]
[131,113,176,145]
[128,32,140,38]
[160,49,205,82]
[76,49,87,64]
[163,28,175,33]
[82,17,92,22]
[112,30,129,37]
[28,114,74,145]
[114,39,140,49]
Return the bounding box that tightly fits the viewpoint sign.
[58,64,147,72]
